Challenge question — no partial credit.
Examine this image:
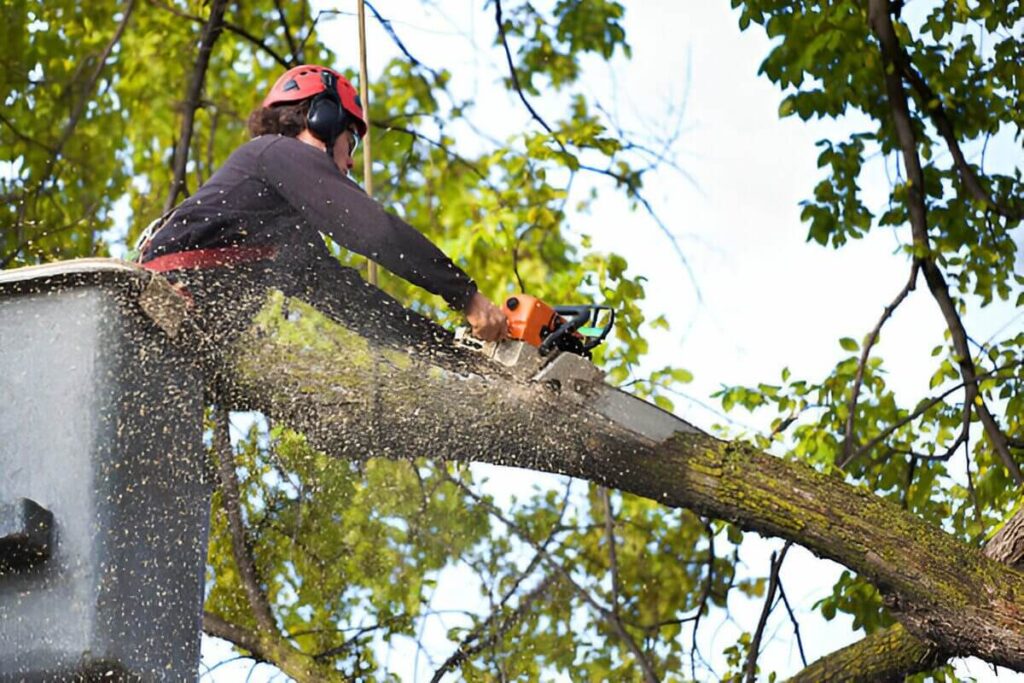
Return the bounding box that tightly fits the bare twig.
[431,477,571,680]
[867,0,1022,485]
[164,0,229,211]
[491,0,702,303]
[690,520,717,681]
[430,574,557,683]
[842,262,919,463]
[745,542,791,683]
[600,487,623,611]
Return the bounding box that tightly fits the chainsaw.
[454,293,693,442]
[502,294,615,358]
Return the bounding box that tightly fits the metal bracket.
[0,498,55,573]
[137,274,189,339]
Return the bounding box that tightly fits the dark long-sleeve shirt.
[142,135,477,311]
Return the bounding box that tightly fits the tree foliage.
[1,0,1021,680]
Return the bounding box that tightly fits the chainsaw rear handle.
[540,305,615,356]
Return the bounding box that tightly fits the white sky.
[202,1,1021,680]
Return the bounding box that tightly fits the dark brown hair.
[247,100,311,138]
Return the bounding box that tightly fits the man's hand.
[465,291,509,342]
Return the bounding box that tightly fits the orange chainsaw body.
[502,295,563,347]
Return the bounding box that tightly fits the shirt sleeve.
[255,135,478,312]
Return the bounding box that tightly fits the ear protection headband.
[307,70,349,153]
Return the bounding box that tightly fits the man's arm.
[256,135,479,312]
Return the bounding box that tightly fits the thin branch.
[148,0,290,68]
[452,477,659,683]
[431,476,572,680]
[775,578,807,667]
[40,0,136,186]
[898,53,1020,220]
[164,0,229,211]
[965,439,985,537]
[213,406,277,635]
[314,622,389,661]
[273,0,300,63]
[5,0,136,265]
[600,487,623,611]
[690,520,717,681]
[0,111,57,155]
[364,1,442,82]
[842,262,919,463]
[867,0,1022,485]
[430,574,557,683]
[745,542,790,683]
[492,0,702,303]
[838,354,1022,470]
[901,454,917,510]
[1,201,101,268]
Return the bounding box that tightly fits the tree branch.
[364,1,442,82]
[272,0,300,63]
[213,406,277,635]
[203,612,270,663]
[220,280,1024,670]
[450,478,659,682]
[430,574,557,683]
[745,542,790,683]
[164,0,229,211]
[866,0,1022,484]
[790,506,1024,681]
[147,0,290,68]
[897,52,1020,220]
[842,262,918,463]
[491,0,702,302]
[839,361,1021,469]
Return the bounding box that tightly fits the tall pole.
[356,0,378,286]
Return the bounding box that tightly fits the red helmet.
[262,65,367,138]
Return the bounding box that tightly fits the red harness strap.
[142,246,278,273]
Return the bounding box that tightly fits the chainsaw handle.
[538,306,590,356]
[570,305,615,351]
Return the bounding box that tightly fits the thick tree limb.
[866,0,1021,484]
[164,0,229,211]
[217,284,1024,672]
[790,506,1024,681]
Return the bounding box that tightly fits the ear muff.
[306,70,347,150]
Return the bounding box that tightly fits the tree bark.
[212,286,1024,673]
[790,508,1024,681]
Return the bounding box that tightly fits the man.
[140,64,507,344]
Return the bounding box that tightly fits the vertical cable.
[356,0,378,286]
